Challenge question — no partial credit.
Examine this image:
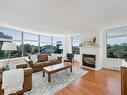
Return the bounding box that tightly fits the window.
[0,27,22,40]
[40,35,52,54]
[53,37,64,43]
[0,27,65,60]
[0,27,22,59]
[53,43,62,54]
[40,43,52,54]
[40,36,64,54]
[23,33,39,56]
[0,41,23,59]
[40,35,52,43]
[72,35,80,54]
[23,41,39,56]
[10,41,23,58]
[53,37,64,54]
[107,27,127,59]
[23,32,38,41]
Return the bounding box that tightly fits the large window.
[23,41,39,56]
[53,37,64,54]
[107,27,127,59]
[23,32,39,56]
[40,43,52,54]
[40,35,52,43]
[0,27,22,59]
[72,35,80,54]
[40,35,52,54]
[23,32,38,41]
[10,41,23,58]
[0,27,22,40]
[0,27,64,59]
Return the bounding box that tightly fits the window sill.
[0,56,27,62]
[105,58,123,61]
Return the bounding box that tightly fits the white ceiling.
[0,0,127,35]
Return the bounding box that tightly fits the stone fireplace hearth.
[82,54,96,68]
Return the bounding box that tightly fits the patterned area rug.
[25,67,88,95]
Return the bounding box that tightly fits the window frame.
[106,28,127,59]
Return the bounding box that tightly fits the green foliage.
[107,43,127,59]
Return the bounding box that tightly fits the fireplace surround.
[82,54,96,68]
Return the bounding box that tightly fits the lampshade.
[2,42,17,51]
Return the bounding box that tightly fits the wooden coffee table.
[43,63,72,82]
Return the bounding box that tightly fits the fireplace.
[82,54,96,68]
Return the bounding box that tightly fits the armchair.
[64,53,74,64]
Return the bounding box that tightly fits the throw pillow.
[52,54,58,59]
[48,54,58,60]
[30,55,37,63]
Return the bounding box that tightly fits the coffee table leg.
[43,70,45,77]
[48,74,51,82]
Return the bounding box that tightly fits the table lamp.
[2,42,17,64]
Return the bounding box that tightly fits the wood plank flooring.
[56,62,121,95]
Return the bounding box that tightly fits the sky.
[0,27,64,43]
[107,27,127,45]
[107,37,127,45]
[0,27,22,40]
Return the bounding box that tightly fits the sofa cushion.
[37,54,48,62]
[44,61,54,66]
[52,59,60,64]
[48,54,58,61]
[33,62,45,67]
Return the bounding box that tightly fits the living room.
[0,0,127,95]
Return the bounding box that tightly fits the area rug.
[25,67,88,95]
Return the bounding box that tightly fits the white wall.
[63,36,72,57]
[80,30,103,71]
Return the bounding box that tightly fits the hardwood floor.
[56,62,121,95]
